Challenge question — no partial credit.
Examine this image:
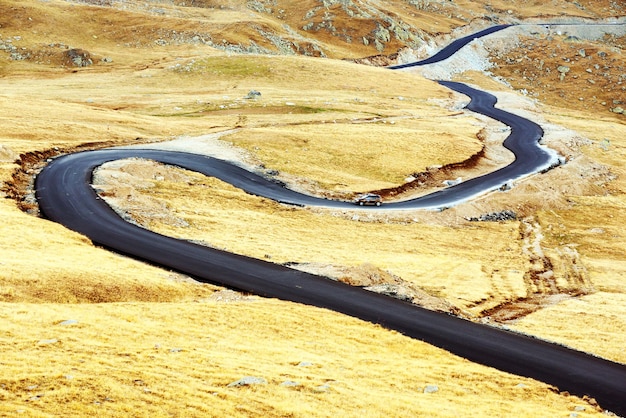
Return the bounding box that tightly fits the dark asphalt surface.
[389,24,513,69]
[34,24,626,415]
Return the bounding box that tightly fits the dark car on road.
[354,193,382,206]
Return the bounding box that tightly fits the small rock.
[169,348,183,353]
[312,384,330,393]
[245,90,261,99]
[365,283,413,302]
[227,376,267,387]
[574,406,586,412]
[499,181,514,191]
[442,177,462,187]
[423,385,439,393]
[611,107,624,114]
[37,339,58,345]
[280,380,300,387]
[297,361,313,367]
[58,320,78,326]
[66,48,93,67]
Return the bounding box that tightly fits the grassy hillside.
[1,0,625,416]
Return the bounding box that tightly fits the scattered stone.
[499,181,514,191]
[365,283,413,302]
[312,384,330,393]
[442,177,462,187]
[169,348,183,353]
[515,383,527,389]
[611,107,624,114]
[423,384,439,393]
[227,376,267,387]
[245,90,261,99]
[467,210,517,222]
[297,361,313,367]
[58,319,78,326]
[574,406,586,412]
[66,48,93,67]
[280,380,300,387]
[37,338,59,345]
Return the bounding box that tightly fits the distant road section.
[35,23,626,415]
[389,24,512,69]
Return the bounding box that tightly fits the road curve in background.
[389,24,513,69]
[34,23,626,415]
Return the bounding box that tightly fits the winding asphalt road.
[34,24,626,415]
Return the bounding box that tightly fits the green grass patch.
[187,56,273,79]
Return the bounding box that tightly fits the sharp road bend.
[35,24,626,415]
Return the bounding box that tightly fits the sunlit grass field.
[1,0,625,416]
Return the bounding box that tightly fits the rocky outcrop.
[65,49,93,67]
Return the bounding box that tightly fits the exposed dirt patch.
[290,262,466,317]
[1,139,150,214]
[479,217,594,323]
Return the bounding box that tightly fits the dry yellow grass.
[94,160,528,315]
[1,0,625,416]
[0,197,218,303]
[0,300,606,417]
[226,120,482,192]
